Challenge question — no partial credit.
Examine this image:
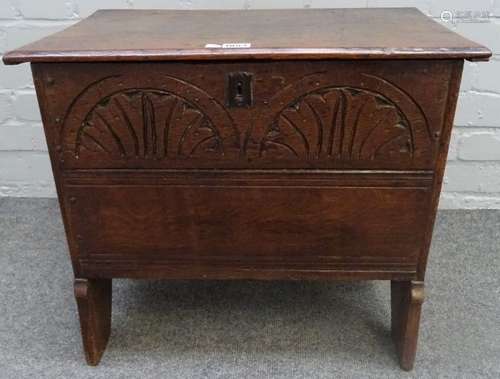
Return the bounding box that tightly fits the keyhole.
[226,72,252,107]
[236,81,243,96]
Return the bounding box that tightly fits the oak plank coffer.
[3,8,491,370]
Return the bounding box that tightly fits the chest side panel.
[37,60,451,170]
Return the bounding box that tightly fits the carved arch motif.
[245,73,431,162]
[62,75,239,161]
[61,71,431,165]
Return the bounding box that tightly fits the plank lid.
[2,8,491,64]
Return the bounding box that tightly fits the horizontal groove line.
[81,262,416,269]
[65,185,430,190]
[80,262,417,269]
[64,169,434,175]
[81,256,417,262]
[80,265,417,275]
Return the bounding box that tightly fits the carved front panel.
[37,60,453,169]
[77,89,231,160]
[244,72,432,165]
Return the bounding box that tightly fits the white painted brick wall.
[458,131,500,160]
[15,0,75,20]
[0,0,499,209]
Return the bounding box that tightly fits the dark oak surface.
[3,8,491,64]
[35,60,453,170]
[3,7,489,370]
[74,278,112,366]
[391,281,425,371]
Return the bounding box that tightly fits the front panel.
[62,171,432,278]
[32,60,457,279]
[35,60,453,170]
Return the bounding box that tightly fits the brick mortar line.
[0,19,76,25]
[0,13,498,22]
[442,191,500,196]
[445,160,500,166]
[453,126,500,131]
[463,89,500,96]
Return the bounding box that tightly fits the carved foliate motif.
[244,73,431,162]
[77,90,222,159]
[259,87,414,160]
[63,72,431,165]
[62,74,239,163]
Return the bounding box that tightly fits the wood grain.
[74,278,112,366]
[34,60,453,170]
[3,9,491,64]
[65,171,431,279]
[391,280,425,371]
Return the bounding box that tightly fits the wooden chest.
[3,8,490,370]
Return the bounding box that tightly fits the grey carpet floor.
[0,198,498,379]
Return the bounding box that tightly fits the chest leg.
[391,280,425,370]
[74,278,112,365]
